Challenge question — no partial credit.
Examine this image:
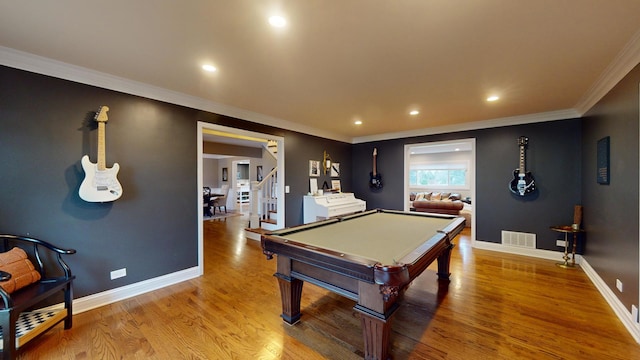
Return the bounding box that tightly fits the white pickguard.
[79,155,122,202]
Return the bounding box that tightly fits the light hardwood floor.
[19,214,640,359]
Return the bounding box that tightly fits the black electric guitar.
[509,136,535,196]
[79,106,123,202]
[369,148,383,189]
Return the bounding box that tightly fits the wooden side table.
[550,225,584,268]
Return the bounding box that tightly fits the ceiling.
[1,1,640,143]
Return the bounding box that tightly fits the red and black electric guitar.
[369,148,383,189]
[509,136,535,196]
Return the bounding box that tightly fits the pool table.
[261,209,465,360]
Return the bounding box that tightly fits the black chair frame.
[0,235,75,359]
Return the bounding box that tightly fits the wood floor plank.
[16,214,640,359]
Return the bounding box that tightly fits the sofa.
[410,192,463,215]
[413,199,464,215]
[410,192,472,227]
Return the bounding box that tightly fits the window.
[409,162,468,188]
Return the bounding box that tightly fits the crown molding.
[2,41,636,145]
[0,46,351,144]
[574,28,640,115]
[351,109,581,144]
[353,29,640,144]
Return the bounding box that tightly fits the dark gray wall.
[582,63,640,309]
[0,66,199,298]
[351,65,640,312]
[0,65,351,298]
[3,61,638,314]
[281,133,352,226]
[195,112,353,227]
[352,119,582,251]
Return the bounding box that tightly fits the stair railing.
[250,167,278,229]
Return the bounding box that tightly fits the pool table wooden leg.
[354,305,392,360]
[274,273,303,325]
[436,243,455,280]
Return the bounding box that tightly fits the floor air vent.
[501,230,536,249]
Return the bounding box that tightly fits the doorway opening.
[404,138,476,243]
[197,122,285,274]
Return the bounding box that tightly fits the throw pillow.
[0,247,41,294]
[431,192,442,200]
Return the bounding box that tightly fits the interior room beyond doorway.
[404,138,476,240]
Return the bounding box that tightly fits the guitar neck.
[372,154,377,175]
[97,122,106,171]
[518,145,525,175]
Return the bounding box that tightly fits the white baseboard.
[473,239,575,262]
[474,240,640,344]
[71,266,201,314]
[580,257,640,343]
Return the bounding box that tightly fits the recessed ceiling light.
[487,95,500,102]
[269,16,287,28]
[202,64,217,72]
[354,120,363,125]
[409,110,420,116]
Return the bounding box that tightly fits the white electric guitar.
[79,106,122,202]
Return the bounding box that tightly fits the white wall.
[203,158,219,188]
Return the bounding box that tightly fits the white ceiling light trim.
[268,16,287,28]
[202,64,217,72]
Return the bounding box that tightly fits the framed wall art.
[330,162,340,177]
[597,136,610,185]
[309,178,318,194]
[309,160,320,176]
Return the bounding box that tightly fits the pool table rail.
[262,235,381,283]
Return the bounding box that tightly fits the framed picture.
[330,162,340,177]
[257,166,263,181]
[309,160,320,176]
[331,180,341,191]
[597,136,610,184]
[222,167,228,182]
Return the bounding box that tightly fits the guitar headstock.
[94,106,110,123]
[518,136,528,146]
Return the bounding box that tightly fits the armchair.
[0,234,75,359]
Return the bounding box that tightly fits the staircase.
[247,140,281,239]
